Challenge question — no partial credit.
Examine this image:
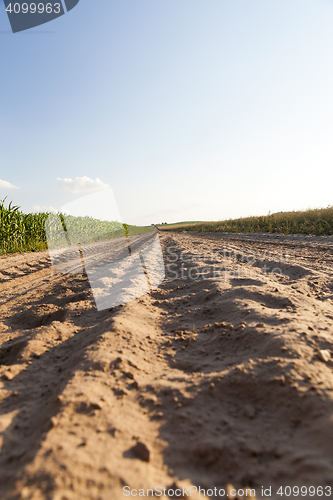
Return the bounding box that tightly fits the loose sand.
[1,231,333,499]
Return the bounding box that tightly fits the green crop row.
[0,198,49,255]
[158,206,333,236]
[0,199,154,255]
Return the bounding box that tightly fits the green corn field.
[0,198,49,255]
[0,199,154,256]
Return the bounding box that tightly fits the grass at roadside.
[157,206,333,236]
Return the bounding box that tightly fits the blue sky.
[1,0,333,225]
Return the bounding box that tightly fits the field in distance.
[156,221,204,230]
[157,205,333,236]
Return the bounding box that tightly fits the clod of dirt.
[114,388,128,397]
[110,357,122,368]
[243,404,255,419]
[0,339,28,366]
[76,401,102,413]
[132,441,150,462]
[318,350,331,362]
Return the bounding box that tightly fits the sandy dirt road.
[1,231,333,500]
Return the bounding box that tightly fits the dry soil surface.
[1,231,333,500]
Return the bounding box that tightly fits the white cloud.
[0,179,19,190]
[57,176,110,194]
[32,205,58,213]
